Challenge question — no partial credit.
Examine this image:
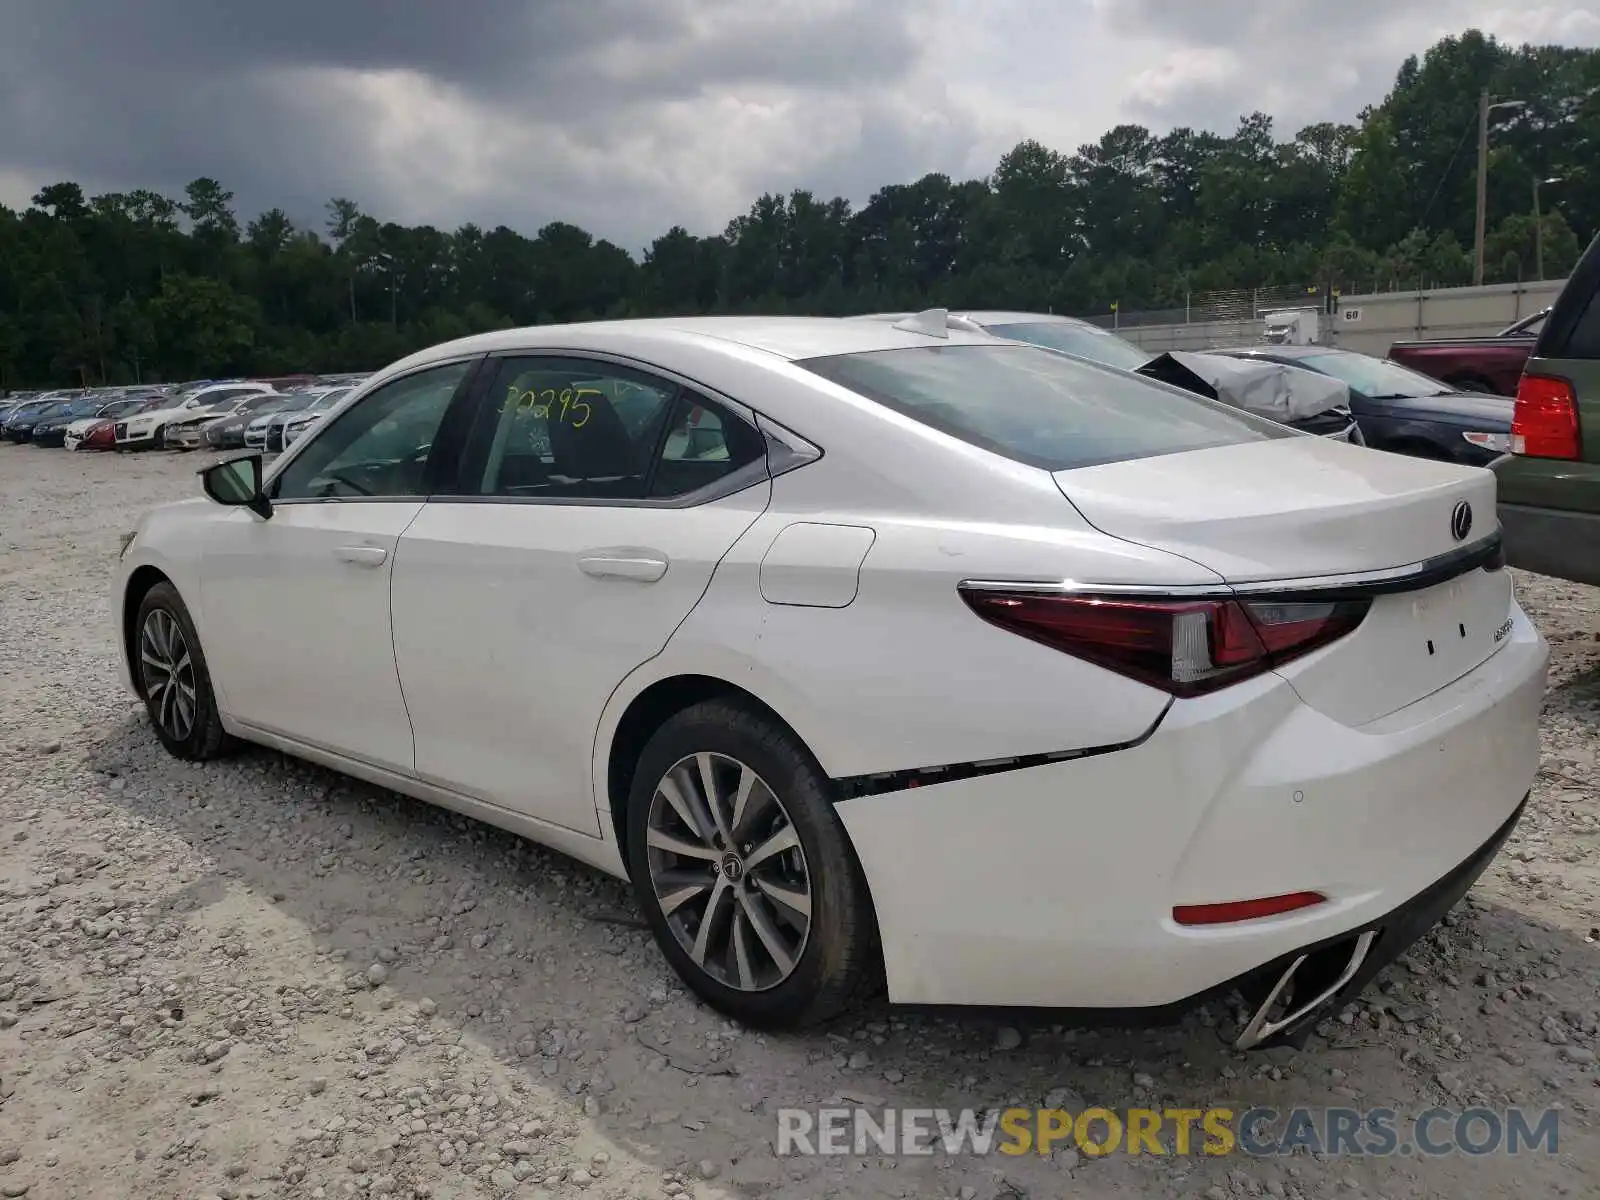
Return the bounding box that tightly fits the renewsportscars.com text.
[776,1106,1560,1158]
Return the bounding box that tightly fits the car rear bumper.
[1497,501,1600,586]
[834,603,1546,1023]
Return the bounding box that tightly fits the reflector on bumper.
[1172,892,1326,926]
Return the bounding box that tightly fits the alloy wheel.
[644,752,812,992]
[139,608,197,741]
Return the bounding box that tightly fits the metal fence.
[1083,284,1330,332]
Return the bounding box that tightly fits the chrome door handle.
[334,545,388,567]
[577,552,668,582]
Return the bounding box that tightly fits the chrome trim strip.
[1234,929,1377,1051]
[958,530,1502,601]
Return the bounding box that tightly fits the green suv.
[1493,230,1600,586]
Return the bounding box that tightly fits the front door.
[391,355,772,834]
[199,359,477,773]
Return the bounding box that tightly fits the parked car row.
[0,373,369,456]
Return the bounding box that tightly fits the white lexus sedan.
[113,314,1547,1046]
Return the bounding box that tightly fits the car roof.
[386,316,996,377]
[954,311,1104,328]
[853,310,1102,330]
[1217,345,1336,359]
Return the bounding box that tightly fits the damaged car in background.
[1135,350,1363,443]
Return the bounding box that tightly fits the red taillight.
[959,590,1369,697]
[1172,891,1326,926]
[1511,374,1580,459]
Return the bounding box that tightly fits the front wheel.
[133,582,235,760]
[627,700,881,1029]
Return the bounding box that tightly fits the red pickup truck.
[1385,309,1547,397]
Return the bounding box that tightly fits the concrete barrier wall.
[1330,280,1564,356]
[1104,280,1566,358]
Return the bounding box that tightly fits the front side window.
[801,343,1291,472]
[272,361,471,500]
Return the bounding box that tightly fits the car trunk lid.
[1054,437,1495,581]
[1053,437,1510,723]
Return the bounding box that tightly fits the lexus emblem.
[1450,500,1473,542]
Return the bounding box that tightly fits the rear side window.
[799,344,1291,471]
[464,358,766,502]
[1539,231,1600,359]
[1564,291,1600,359]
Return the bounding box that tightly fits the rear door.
[390,354,772,836]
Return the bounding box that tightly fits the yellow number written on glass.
[506,385,597,428]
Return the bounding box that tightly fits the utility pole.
[1474,91,1527,287]
[1534,176,1544,281]
[1534,177,1563,281]
[1474,88,1489,287]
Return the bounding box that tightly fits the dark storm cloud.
[0,0,644,85]
[0,0,957,247]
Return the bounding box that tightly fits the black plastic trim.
[829,698,1173,801]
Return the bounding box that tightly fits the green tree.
[149,275,258,377]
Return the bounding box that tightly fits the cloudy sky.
[2,0,1597,251]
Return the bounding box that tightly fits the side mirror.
[200,454,272,519]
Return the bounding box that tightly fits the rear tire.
[134,582,235,761]
[626,699,880,1029]
[1446,375,1499,396]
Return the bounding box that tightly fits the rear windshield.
[799,343,1292,471]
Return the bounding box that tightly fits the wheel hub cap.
[139,608,197,741]
[644,752,812,993]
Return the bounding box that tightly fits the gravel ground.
[1,445,1597,1200]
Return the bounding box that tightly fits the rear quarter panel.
[603,444,1224,790]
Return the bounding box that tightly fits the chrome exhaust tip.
[1234,929,1377,1051]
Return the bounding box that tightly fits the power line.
[1417,109,1479,230]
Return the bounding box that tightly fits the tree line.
[1,30,1595,389]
